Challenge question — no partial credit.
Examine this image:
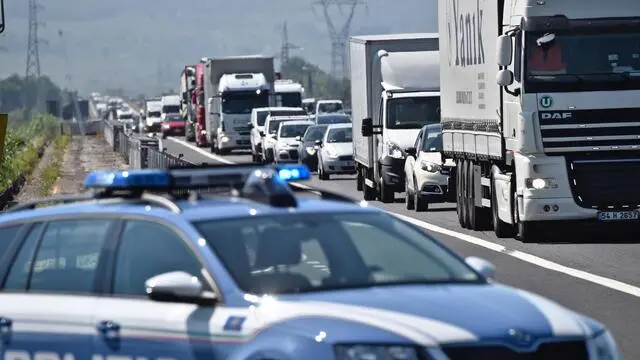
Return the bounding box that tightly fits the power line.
[313,0,365,79]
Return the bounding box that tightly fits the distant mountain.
[1,0,437,96]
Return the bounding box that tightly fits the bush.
[0,114,61,190]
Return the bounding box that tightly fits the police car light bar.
[83,164,311,191]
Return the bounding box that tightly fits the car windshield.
[316,114,351,124]
[327,127,352,143]
[303,125,327,141]
[222,91,270,114]
[524,30,640,92]
[258,109,307,126]
[387,96,440,130]
[422,127,442,152]
[194,212,481,295]
[277,93,303,107]
[318,102,342,113]
[147,111,161,117]
[165,115,182,122]
[280,124,310,138]
[162,105,180,114]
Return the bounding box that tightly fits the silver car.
[317,123,356,180]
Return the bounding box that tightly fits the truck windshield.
[222,91,270,114]
[386,96,440,130]
[280,124,311,138]
[162,105,180,114]
[147,111,161,118]
[278,93,302,107]
[525,30,640,92]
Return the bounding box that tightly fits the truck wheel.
[356,168,363,191]
[491,176,515,238]
[456,161,465,227]
[405,179,415,210]
[460,160,471,228]
[513,191,542,243]
[378,176,394,203]
[466,160,491,230]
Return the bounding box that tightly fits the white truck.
[351,33,440,203]
[438,0,640,242]
[204,55,275,155]
[141,99,163,132]
[274,79,304,107]
[160,95,181,121]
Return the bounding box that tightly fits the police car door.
[0,220,114,360]
[93,220,220,360]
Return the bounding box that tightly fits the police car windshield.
[193,212,482,295]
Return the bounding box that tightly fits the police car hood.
[248,284,602,346]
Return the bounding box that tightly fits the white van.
[160,95,181,122]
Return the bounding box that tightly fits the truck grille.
[539,108,640,154]
[442,340,588,360]
[566,155,640,209]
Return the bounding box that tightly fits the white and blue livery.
[0,164,621,360]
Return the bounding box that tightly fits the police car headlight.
[335,345,419,360]
[306,146,316,155]
[525,177,558,190]
[589,330,621,360]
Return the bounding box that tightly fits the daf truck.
[203,55,275,154]
[438,0,640,242]
[351,33,440,203]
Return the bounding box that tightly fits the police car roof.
[0,195,377,225]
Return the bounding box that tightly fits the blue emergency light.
[83,164,311,191]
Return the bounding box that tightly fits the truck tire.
[357,167,363,191]
[466,160,491,230]
[456,161,465,227]
[378,176,394,203]
[491,176,515,238]
[363,170,377,201]
[461,160,471,229]
[513,191,543,243]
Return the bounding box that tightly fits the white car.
[261,115,310,163]
[317,123,356,180]
[274,120,314,163]
[404,123,455,211]
[249,107,307,163]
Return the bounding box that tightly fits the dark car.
[315,113,351,125]
[297,124,328,171]
[161,113,185,138]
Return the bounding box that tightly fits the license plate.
[597,210,639,221]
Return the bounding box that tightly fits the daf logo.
[540,95,553,108]
[541,112,572,120]
[508,328,533,345]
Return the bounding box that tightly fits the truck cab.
[274,79,304,107]
[208,73,270,154]
[194,62,207,147]
[180,66,196,141]
[302,98,316,114]
[160,95,181,123]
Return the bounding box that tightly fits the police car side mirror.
[145,271,209,304]
[465,256,496,280]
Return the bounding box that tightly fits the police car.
[0,164,620,360]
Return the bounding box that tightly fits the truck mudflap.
[380,156,405,192]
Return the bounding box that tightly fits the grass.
[39,134,70,196]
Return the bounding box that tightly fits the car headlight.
[221,136,229,143]
[525,177,558,189]
[306,146,316,155]
[589,330,621,360]
[335,345,419,360]
[325,149,339,158]
[384,141,404,159]
[420,160,442,173]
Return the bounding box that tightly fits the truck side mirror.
[496,35,512,67]
[361,117,373,137]
[497,70,514,87]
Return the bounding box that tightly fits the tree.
[281,57,350,106]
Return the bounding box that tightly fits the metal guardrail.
[103,119,193,169]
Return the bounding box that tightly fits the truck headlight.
[384,141,404,159]
[589,330,621,360]
[525,177,558,189]
[335,345,419,360]
[221,136,229,143]
[420,160,442,172]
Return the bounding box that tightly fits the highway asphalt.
[160,135,640,357]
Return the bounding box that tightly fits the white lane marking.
[167,137,234,164]
[166,138,640,299]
